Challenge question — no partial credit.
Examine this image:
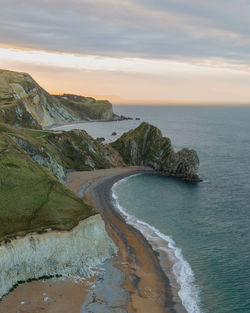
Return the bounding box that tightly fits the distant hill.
[0,69,117,129]
[54,94,114,121]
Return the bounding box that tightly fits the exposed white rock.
[0,215,117,299]
[15,106,24,119]
[9,81,76,128]
[102,106,113,120]
[0,70,117,128]
[32,153,66,182]
[33,95,40,105]
[10,83,28,99]
[11,136,66,182]
[85,157,95,168]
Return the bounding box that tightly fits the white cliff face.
[1,71,117,128]
[11,136,66,182]
[0,215,117,299]
[101,105,113,120]
[10,82,76,127]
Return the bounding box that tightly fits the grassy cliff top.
[111,122,172,165]
[54,94,113,120]
[0,69,31,108]
[0,125,94,242]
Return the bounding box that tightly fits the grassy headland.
[0,125,94,242]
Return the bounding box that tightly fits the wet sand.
[0,277,93,313]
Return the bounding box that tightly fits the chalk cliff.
[0,122,118,300]
[0,69,117,128]
[0,215,117,299]
[0,70,202,303]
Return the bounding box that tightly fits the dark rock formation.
[117,115,133,121]
[111,122,201,182]
[96,137,105,142]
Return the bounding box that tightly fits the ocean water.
[112,106,250,313]
[55,105,250,313]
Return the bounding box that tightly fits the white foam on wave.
[112,175,202,313]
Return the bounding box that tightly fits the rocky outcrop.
[0,215,117,299]
[0,70,76,128]
[0,101,40,129]
[0,123,118,300]
[44,129,122,171]
[0,124,124,181]
[0,70,118,128]
[159,147,200,181]
[11,135,66,182]
[111,122,201,181]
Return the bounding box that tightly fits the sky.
[0,0,250,104]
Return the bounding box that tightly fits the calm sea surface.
[55,106,250,313]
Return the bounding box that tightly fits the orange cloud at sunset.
[0,48,250,105]
[1,0,250,105]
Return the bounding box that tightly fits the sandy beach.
[67,166,185,313]
[0,277,93,313]
[1,166,185,313]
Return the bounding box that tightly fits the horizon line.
[52,93,250,106]
[112,101,250,106]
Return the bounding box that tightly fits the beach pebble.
[43,296,55,302]
[20,301,30,305]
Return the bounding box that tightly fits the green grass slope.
[54,94,114,120]
[0,123,119,183]
[111,122,172,165]
[0,129,93,242]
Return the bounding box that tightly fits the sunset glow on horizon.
[1,0,250,105]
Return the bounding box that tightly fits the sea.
[54,105,250,313]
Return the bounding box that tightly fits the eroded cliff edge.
[0,215,117,299]
[0,79,201,302]
[0,69,118,129]
[0,124,118,300]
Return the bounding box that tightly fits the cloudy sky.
[0,0,250,104]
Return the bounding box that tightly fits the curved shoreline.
[1,167,187,313]
[67,167,187,313]
[46,117,130,130]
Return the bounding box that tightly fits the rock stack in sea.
[111,122,201,181]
